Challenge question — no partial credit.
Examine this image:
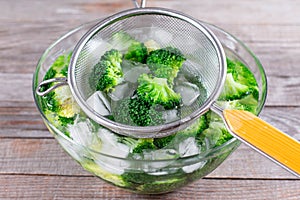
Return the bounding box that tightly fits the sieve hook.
[132,0,146,8]
[36,77,68,96]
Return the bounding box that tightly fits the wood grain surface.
[1,0,300,199]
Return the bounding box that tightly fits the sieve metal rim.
[68,7,227,138]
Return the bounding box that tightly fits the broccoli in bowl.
[34,26,266,194]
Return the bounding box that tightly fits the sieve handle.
[132,0,146,8]
[211,103,300,178]
[36,77,68,96]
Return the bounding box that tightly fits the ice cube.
[93,153,130,175]
[86,91,111,116]
[174,82,200,106]
[151,27,173,45]
[121,60,136,74]
[142,149,179,160]
[96,129,130,158]
[162,109,180,123]
[178,137,200,157]
[91,128,131,175]
[84,38,112,68]
[68,117,102,151]
[124,64,150,83]
[108,82,135,101]
[137,149,179,172]
[182,161,207,173]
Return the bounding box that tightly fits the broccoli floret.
[112,97,164,127]
[153,134,175,149]
[121,170,187,193]
[124,41,148,63]
[118,137,157,153]
[58,115,76,127]
[135,177,187,194]
[40,84,80,135]
[48,86,80,118]
[53,52,71,77]
[197,111,233,147]
[110,31,148,63]
[181,115,208,137]
[81,158,127,187]
[137,74,181,109]
[153,65,179,85]
[132,138,157,154]
[201,121,233,147]
[146,47,186,84]
[168,115,208,147]
[218,73,249,101]
[128,96,164,126]
[227,58,257,87]
[217,93,259,114]
[89,49,123,92]
[226,58,259,100]
[112,98,135,125]
[41,52,80,124]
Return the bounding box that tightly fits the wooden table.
[1,0,300,199]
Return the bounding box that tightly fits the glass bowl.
[33,20,267,194]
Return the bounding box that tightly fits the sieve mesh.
[69,8,226,138]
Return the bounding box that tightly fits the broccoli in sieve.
[89,49,123,92]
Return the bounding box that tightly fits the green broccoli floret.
[81,158,127,187]
[197,111,233,147]
[41,52,80,122]
[226,58,259,100]
[218,73,249,101]
[151,116,208,150]
[135,177,187,194]
[137,73,181,109]
[146,47,186,84]
[170,115,208,145]
[58,116,76,127]
[51,52,72,74]
[89,49,123,92]
[132,138,157,154]
[128,96,164,126]
[44,85,80,118]
[124,41,148,63]
[110,31,148,63]
[217,93,259,114]
[121,170,187,194]
[202,121,233,147]
[227,58,257,87]
[118,137,157,153]
[153,134,176,149]
[112,97,164,127]
[112,98,135,125]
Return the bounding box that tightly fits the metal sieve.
[37,0,226,138]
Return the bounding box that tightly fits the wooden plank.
[0,138,89,176]
[0,175,299,199]
[1,0,300,25]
